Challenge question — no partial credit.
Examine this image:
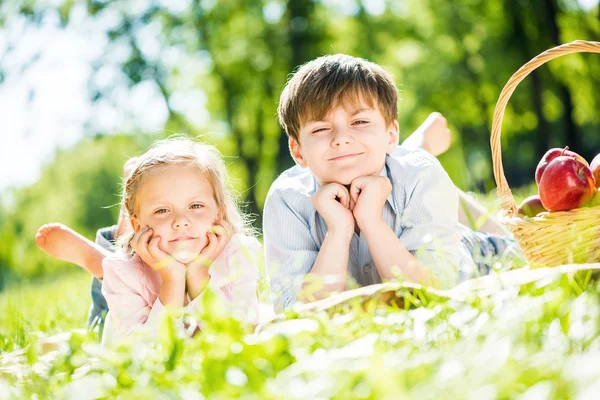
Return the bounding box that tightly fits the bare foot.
[35,223,110,278]
[402,112,452,157]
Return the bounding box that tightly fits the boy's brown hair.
[277,54,398,143]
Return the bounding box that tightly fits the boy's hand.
[131,226,185,279]
[350,176,392,230]
[312,183,354,237]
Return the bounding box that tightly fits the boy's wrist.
[359,217,388,237]
[326,226,354,242]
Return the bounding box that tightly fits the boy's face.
[290,98,399,185]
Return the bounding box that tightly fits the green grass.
[4,187,599,398]
[2,267,600,398]
[0,271,90,352]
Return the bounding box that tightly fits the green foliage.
[1,1,599,278]
[0,135,142,279]
[0,270,90,352]
[3,269,600,398]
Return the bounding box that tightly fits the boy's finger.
[349,181,362,205]
[328,183,349,208]
[337,189,350,209]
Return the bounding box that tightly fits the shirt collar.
[380,159,398,214]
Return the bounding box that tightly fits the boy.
[264,54,520,311]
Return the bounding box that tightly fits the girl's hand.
[185,220,234,299]
[187,219,234,271]
[131,226,185,279]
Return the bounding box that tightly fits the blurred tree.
[0,0,598,278]
[0,135,142,278]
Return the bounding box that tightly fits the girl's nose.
[173,214,191,229]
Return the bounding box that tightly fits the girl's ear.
[386,120,400,154]
[289,137,308,168]
[216,206,225,221]
[130,216,141,232]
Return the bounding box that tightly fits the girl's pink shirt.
[101,234,260,344]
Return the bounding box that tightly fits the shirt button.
[363,264,372,272]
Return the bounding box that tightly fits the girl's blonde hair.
[118,136,252,252]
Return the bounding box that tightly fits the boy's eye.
[353,120,368,125]
[312,127,329,134]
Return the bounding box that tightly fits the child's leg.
[401,112,452,157]
[87,226,117,333]
[461,228,526,279]
[404,113,511,236]
[458,190,512,236]
[35,223,111,279]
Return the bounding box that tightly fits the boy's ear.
[386,120,400,154]
[289,137,308,168]
[130,216,141,232]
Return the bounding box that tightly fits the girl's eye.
[155,208,168,214]
[191,204,204,209]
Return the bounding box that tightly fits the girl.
[101,137,260,345]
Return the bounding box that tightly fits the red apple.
[590,154,600,189]
[535,147,589,185]
[538,156,595,211]
[517,195,547,217]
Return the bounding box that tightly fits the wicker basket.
[491,40,600,267]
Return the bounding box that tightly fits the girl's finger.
[216,219,234,238]
[131,228,151,255]
[147,236,163,259]
[206,232,218,250]
[196,233,218,266]
[133,226,152,249]
[213,219,233,239]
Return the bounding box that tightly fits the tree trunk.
[277,0,318,174]
[508,0,552,157]
[542,0,581,151]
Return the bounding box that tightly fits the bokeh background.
[0,0,598,286]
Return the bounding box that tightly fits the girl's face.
[131,164,221,264]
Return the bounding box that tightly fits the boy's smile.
[290,98,399,185]
[328,152,365,162]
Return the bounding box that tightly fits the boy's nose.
[331,129,354,147]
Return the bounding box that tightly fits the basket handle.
[491,40,600,216]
